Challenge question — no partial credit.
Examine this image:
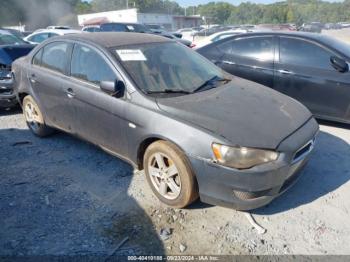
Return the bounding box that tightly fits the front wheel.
[23,95,54,137]
[144,141,199,208]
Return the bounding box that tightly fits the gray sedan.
[12,33,319,210]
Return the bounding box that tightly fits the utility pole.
[126,0,128,9]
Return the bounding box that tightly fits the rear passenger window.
[71,44,116,85]
[280,37,334,69]
[32,49,43,66]
[231,37,274,61]
[41,42,70,74]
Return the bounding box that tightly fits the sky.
[175,0,343,7]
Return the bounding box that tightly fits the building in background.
[77,8,202,30]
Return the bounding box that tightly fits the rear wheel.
[144,141,198,208]
[23,95,54,137]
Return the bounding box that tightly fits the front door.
[218,35,276,87]
[274,36,350,121]
[65,43,129,157]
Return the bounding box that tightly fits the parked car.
[195,26,232,37]
[338,22,350,28]
[47,26,72,30]
[193,29,248,49]
[99,22,150,33]
[99,23,193,47]
[24,29,82,44]
[0,28,24,39]
[0,30,34,108]
[145,24,166,33]
[256,24,296,31]
[197,31,350,124]
[324,23,341,30]
[13,32,318,210]
[300,22,323,33]
[82,25,101,32]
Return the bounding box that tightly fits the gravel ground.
[1,107,350,257]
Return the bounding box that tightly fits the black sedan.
[197,32,350,124]
[0,30,34,108]
[13,33,318,210]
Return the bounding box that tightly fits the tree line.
[1,0,350,30]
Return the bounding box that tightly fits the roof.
[237,31,330,42]
[59,32,171,48]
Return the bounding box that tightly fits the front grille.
[292,138,315,164]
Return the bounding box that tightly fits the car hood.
[156,77,312,149]
[0,44,34,66]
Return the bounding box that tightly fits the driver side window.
[70,44,116,85]
[280,37,334,70]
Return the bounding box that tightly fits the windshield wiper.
[146,89,192,94]
[192,75,231,93]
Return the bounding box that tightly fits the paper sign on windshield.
[116,49,147,61]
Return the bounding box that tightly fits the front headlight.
[212,143,279,170]
[0,69,12,81]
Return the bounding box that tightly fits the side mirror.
[100,80,125,98]
[330,56,349,73]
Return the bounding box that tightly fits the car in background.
[82,25,101,32]
[99,23,193,47]
[0,30,34,108]
[145,24,166,33]
[193,29,248,49]
[13,32,318,210]
[99,22,150,33]
[24,29,82,44]
[197,31,350,124]
[256,24,297,31]
[324,23,342,30]
[338,22,350,28]
[195,26,232,37]
[175,27,202,39]
[0,28,25,39]
[300,22,323,33]
[47,26,72,30]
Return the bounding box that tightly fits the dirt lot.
[1,107,350,257]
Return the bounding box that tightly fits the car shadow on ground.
[253,130,350,215]
[0,128,165,256]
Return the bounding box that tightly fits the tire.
[144,140,199,208]
[22,95,54,137]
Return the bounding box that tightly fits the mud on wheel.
[23,95,54,137]
[144,140,198,208]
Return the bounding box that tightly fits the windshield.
[0,33,26,45]
[113,42,227,94]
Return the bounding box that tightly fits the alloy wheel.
[148,152,181,200]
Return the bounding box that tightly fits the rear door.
[274,36,350,121]
[217,35,276,87]
[29,41,76,132]
[65,43,129,156]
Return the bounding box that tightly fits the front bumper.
[189,118,319,210]
[0,78,17,108]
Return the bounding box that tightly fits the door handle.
[278,69,294,75]
[66,88,75,98]
[29,73,37,83]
